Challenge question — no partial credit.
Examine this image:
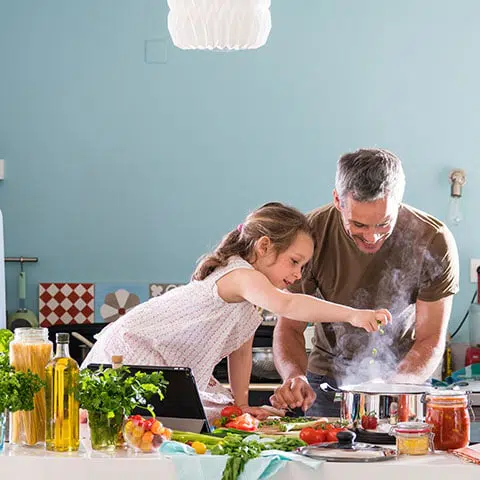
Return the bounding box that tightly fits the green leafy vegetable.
[0,329,13,354]
[261,435,306,451]
[209,433,307,480]
[211,434,264,480]
[0,352,45,412]
[78,366,168,418]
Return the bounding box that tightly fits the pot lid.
[297,431,396,463]
[339,382,432,394]
[428,388,467,397]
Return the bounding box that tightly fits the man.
[271,148,459,416]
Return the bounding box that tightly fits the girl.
[82,202,391,422]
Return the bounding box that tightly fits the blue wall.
[0,1,479,341]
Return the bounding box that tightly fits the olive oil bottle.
[45,333,80,452]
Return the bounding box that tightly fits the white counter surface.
[0,429,478,480]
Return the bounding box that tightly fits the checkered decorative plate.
[39,283,95,326]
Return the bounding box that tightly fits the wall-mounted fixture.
[167,0,272,51]
[448,169,466,226]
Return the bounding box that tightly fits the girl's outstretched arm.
[217,268,391,332]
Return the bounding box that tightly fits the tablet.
[86,364,211,433]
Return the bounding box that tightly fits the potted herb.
[0,329,45,451]
[78,366,168,451]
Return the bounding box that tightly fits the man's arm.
[393,295,453,383]
[270,316,316,411]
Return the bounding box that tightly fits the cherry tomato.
[143,418,156,430]
[191,441,207,455]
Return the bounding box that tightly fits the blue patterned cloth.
[159,441,323,480]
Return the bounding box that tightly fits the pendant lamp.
[167,0,272,51]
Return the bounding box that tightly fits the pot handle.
[319,382,341,393]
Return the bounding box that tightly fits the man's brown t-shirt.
[291,203,459,384]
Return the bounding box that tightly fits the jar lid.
[393,422,431,434]
[428,389,467,397]
[13,327,49,342]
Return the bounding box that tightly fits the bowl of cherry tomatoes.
[123,415,173,453]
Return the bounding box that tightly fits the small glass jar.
[425,390,470,451]
[9,327,53,446]
[390,422,434,455]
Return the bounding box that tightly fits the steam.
[333,228,446,387]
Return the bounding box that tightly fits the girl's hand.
[236,405,274,420]
[349,308,392,332]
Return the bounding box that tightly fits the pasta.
[10,341,52,446]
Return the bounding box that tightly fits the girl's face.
[254,232,314,290]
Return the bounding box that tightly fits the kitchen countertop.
[222,383,280,391]
[0,427,478,480]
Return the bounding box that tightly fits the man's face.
[333,190,400,254]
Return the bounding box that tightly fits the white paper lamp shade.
[168,0,272,51]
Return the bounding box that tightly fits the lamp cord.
[450,289,478,339]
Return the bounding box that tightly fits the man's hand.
[269,375,316,412]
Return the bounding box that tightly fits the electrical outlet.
[470,258,480,283]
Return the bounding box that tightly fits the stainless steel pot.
[321,382,434,429]
[251,347,280,380]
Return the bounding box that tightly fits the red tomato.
[143,418,156,430]
[130,414,145,427]
[326,430,339,442]
[312,429,327,443]
[300,427,328,444]
[220,405,243,419]
[300,427,318,445]
[225,413,259,432]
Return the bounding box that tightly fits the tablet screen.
[86,364,210,433]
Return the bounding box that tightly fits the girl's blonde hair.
[192,202,313,281]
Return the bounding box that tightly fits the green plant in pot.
[0,329,45,451]
[78,366,168,451]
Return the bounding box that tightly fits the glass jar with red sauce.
[425,390,470,451]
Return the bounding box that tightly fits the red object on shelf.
[465,346,480,366]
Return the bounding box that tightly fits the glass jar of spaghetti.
[9,328,53,446]
[425,390,470,451]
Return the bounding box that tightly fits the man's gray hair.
[335,148,406,203]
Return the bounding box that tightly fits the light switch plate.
[470,258,480,283]
[0,159,4,180]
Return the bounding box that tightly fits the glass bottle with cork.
[45,333,80,452]
[9,327,52,446]
[112,355,123,369]
[111,354,126,448]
